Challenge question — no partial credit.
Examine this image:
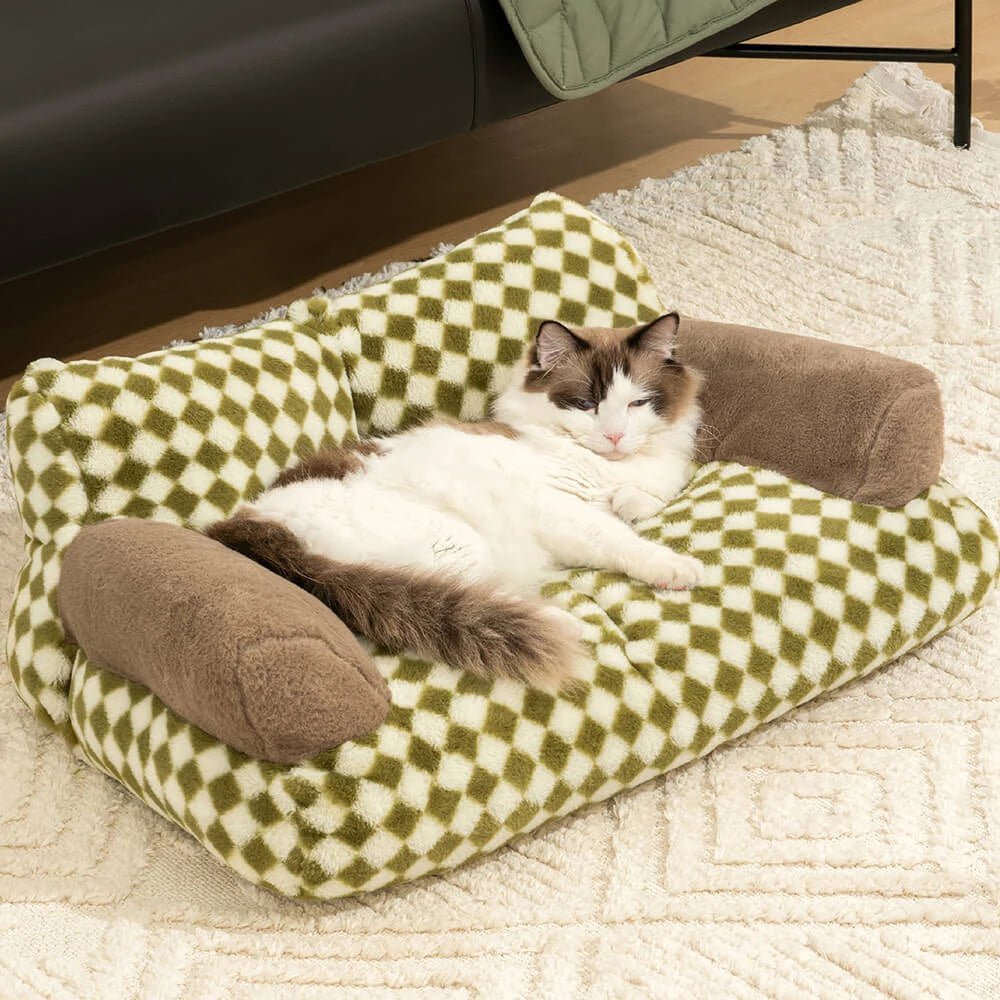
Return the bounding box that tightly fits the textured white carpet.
[1,65,998,999]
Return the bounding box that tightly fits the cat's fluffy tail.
[206,510,582,688]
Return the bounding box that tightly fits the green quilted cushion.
[498,0,783,98]
[6,193,998,900]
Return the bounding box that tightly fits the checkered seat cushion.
[6,195,998,900]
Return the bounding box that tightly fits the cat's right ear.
[534,321,586,370]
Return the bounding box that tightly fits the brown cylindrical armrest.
[59,518,390,763]
[677,319,944,507]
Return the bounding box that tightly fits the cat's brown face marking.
[524,313,701,425]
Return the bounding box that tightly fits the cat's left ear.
[534,320,587,370]
[628,312,680,362]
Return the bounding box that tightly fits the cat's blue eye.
[573,399,597,411]
[629,398,651,408]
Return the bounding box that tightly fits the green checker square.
[503,748,536,790]
[555,298,586,325]
[586,285,614,312]
[533,267,562,294]
[386,844,421,875]
[468,766,500,804]
[207,772,242,813]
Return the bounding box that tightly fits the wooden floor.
[1,0,997,400]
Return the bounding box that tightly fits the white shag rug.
[1,65,998,999]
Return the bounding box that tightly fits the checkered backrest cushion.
[6,325,357,739]
[293,192,664,435]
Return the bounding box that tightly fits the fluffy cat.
[207,312,704,687]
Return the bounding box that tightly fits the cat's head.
[495,313,702,459]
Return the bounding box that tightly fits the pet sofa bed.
[7,194,997,899]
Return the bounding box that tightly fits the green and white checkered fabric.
[66,464,996,899]
[6,193,998,899]
[295,192,664,435]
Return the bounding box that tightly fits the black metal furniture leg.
[706,0,975,148]
[954,0,973,148]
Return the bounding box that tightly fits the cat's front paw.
[631,549,704,591]
[612,486,665,524]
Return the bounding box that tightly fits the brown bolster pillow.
[676,319,944,508]
[59,518,390,763]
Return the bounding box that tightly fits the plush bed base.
[69,463,996,899]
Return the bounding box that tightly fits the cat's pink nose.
[605,431,624,446]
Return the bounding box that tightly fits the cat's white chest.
[531,437,629,508]
[538,462,608,508]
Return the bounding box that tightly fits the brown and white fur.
[207,313,704,687]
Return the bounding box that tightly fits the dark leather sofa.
[0,0,858,282]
